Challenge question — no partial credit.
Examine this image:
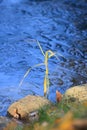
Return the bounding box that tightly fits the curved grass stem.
[19,63,44,87]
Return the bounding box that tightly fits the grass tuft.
[19,40,58,98]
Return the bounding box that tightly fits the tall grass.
[19,40,58,98]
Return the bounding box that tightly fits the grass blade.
[37,40,45,57]
[19,63,44,87]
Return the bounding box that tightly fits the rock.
[0,116,23,130]
[0,116,11,130]
[7,95,51,122]
[64,84,87,103]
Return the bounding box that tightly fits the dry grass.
[19,40,58,98]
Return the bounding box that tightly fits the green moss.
[38,100,87,124]
[15,126,23,130]
[38,105,54,123]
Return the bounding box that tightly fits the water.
[0,0,87,116]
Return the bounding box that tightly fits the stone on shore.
[7,95,51,122]
[0,116,11,130]
[64,84,87,103]
[0,116,23,130]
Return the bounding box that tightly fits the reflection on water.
[0,0,87,115]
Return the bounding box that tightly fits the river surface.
[0,0,87,116]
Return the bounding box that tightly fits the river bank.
[0,84,87,129]
[0,0,87,116]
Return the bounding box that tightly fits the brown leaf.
[73,119,87,130]
[83,101,87,107]
[55,112,74,130]
[56,90,62,103]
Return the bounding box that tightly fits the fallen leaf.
[83,101,87,107]
[56,90,62,103]
[56,112,74,130]
[73,119,87,130]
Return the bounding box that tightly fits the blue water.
[0,0,87,116]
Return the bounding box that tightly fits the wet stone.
[0,116,23,130]
[7,95,51,122]
[64,84,87,103]
[0,116,11,130]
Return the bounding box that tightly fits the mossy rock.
[7,95,51,122]
[63,84,87,103]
